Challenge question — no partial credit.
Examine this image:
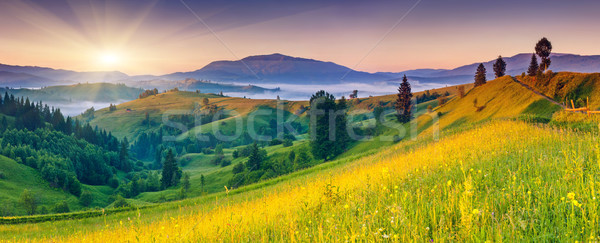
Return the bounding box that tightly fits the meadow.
[2,119,599,242]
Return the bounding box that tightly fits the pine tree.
[161,149,179,189]
[334,96,349,155]
[535,37,552,72]
[246,143,263,171]
[182,173,191,192]
[119,137,131,172]
[200,174,206,192]
[527,54,539,76]
[493,56,506,78]
[474,63,487,87]
[395,75,413,123]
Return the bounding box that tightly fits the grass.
[0,156,78,216]
[4,120,600,241]
[4,74,588,241]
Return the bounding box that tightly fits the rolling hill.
[6,72,599,242]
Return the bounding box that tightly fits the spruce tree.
[246,143,263,171]
[182,173,191,192]
[334,96,350,155]
[161,149,179,189]
[119,137,131,172]
[527,54,539,76]
[535,37,552,72]
[395,75,413,123]
[474,63,487,87]
[493,56,506,78]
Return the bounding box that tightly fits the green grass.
[0,156,79,216]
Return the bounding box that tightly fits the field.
[3,74,599,242]
[3,120,599,241]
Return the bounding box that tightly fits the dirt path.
[511,77,566,109]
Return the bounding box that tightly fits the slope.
[0,156,76,216]
[417,76,563,132]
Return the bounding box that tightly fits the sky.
[1,0,600,75]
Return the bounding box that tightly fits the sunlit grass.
[4,120,600,241]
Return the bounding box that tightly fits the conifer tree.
[474,64,487,87]
[527,54,539,76]
[395,75,413,123]
[493,56,506,78]
[161,149,180,189]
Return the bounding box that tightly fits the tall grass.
[3,120,600,242]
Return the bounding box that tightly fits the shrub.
[79,191,94,207]
[282,139,293,147]
[220,159,231,167]
[112,196,130,208]
[0,171,5,179]
[52,201,70,214]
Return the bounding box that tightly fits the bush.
[108,176,120,189]
[232,163,245,174]
[202,148,213,154]
[282,139,293,147]
[269,139,283,146]
[112,196,130,208]
[79,191,94,207]
[220,159,231,167]
[0,171,5,179]
[52,201,70,214]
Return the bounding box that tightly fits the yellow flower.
[472,209,480,215]
[447,180,452,187]
[567,192,575,201]
[344,204,349,209]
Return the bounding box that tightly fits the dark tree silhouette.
[527,54,539,76]
[161,149,181,188]
[493,56,506,78]
[395,75,413,123]
[535,37,552,72]
[474,63,487,87]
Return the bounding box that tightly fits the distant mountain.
[0,63,128,84]
[0,71,57,87]
[160,53,391,84]
[397,53,600,85]
[4,53,600,89]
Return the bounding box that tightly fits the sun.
[99,52,121,65]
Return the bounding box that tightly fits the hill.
[0,63,128,85]
[129,78,279,94]
[417,76,563,131]
[517,72,600,109]
[0,155,79,216]
[392,53,600,85]
[0,83,144,103]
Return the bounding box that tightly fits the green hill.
[0,83,144,103]
[417,76,563,132]
[518,72,600,109]
[0,155,76,216]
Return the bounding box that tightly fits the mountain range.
[2,53,600,89]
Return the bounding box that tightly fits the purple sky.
[0,0,599,75]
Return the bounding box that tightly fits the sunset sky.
[1,0,599,75]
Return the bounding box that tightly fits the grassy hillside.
[4,120,599,241]
[417,76,562,132]
[0,83,143,103]
[519,72,600,109]
[4,72,594,241]
[0,156,77,216]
